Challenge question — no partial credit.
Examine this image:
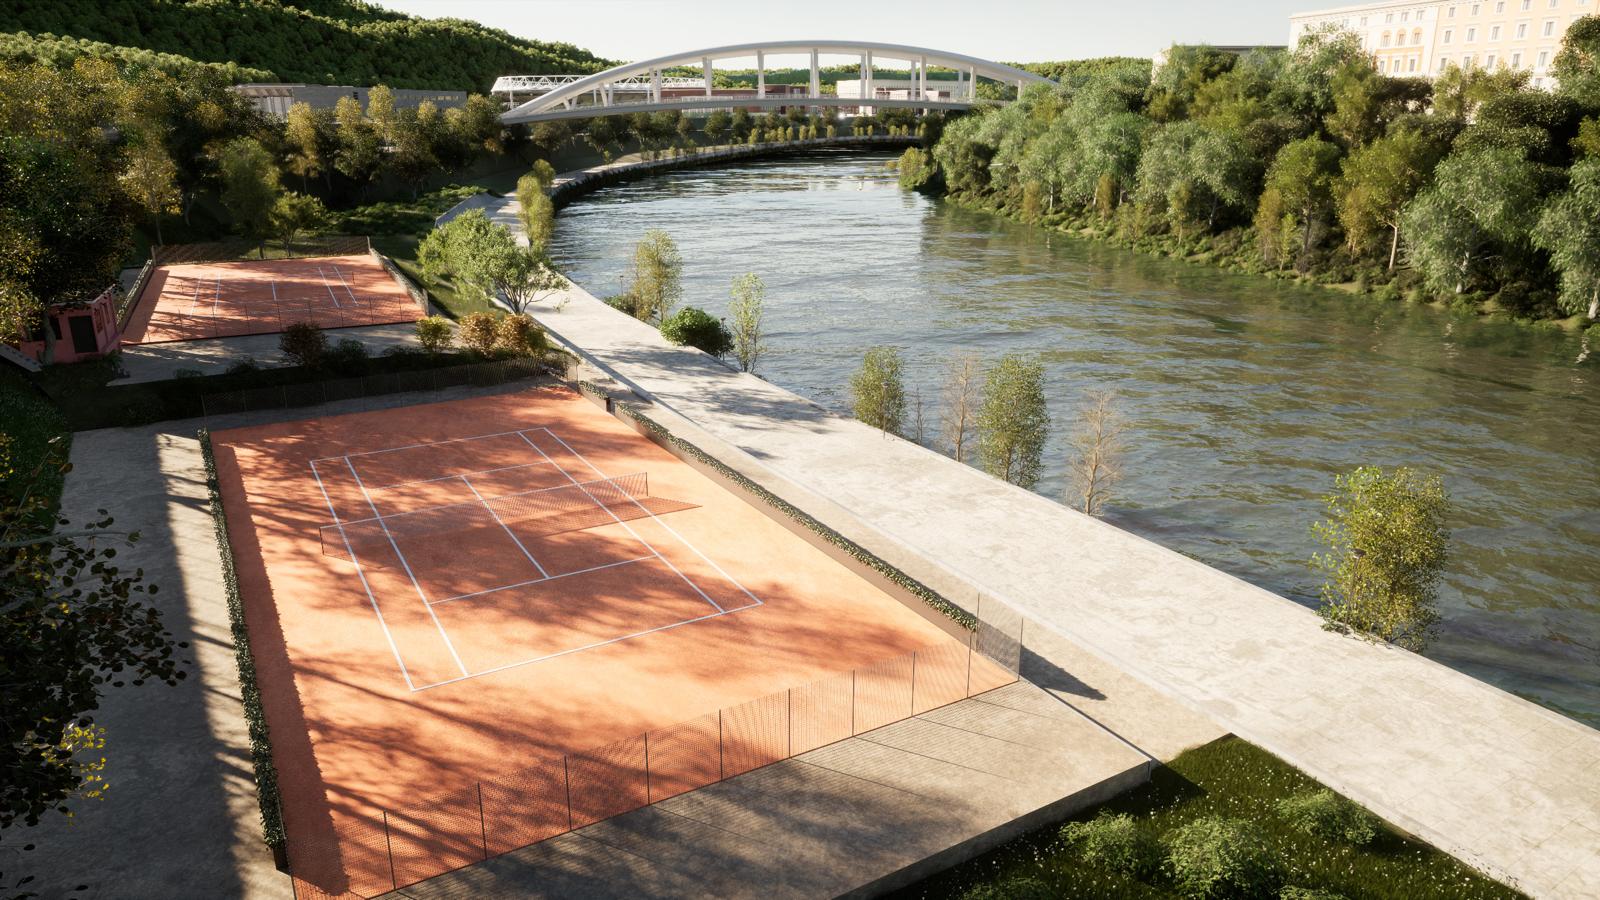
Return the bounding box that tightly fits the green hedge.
[198,429,285,854]
[580,383,976,630]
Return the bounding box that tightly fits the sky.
[368,0,1318,65]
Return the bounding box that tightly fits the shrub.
[958,875,1053,900]
[1275,790,1380,846]
[1164,816,1280,899]
[1061,811,1161,876]
[325,338,369,374]
[278,322,326,368]
[458,312,500,356]
[659,306,732,356]
[604,294,640,317]
[224,357,260,375]
[1280,888,1348,900]
[494,314,549,356]
[174,368,204,378]
[415,316,453,354]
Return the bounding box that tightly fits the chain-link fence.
[287,604,1024,899]
[150,235,373,266]
[201,358,552,420]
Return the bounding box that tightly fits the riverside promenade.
[441,182,1600,898]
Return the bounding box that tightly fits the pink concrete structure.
[15,286,122,365]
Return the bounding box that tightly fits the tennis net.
[321,472,658,561]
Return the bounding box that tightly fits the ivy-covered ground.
[894,736,1523,900]
[0,367,70,518]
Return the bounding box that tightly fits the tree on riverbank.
[1312,466,1450,651]
[1066,391,1125,516]
[939,353,982,463]
[626,230,684,323]
[977,353,1050,489]
[914,18,1600,323]
[727,273,768,374]
[850,346,906,436]
[419,209,562,314]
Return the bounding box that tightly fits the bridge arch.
[499,40,1051,124]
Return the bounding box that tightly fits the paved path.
[387,681,1149,900]
[117,322,419,384]
[510,271,1600,899]
[23,382,545,899]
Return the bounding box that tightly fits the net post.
[718,710,725,780]
[966,628,974,697]
[644,731,652,804]
[382,809,398,890]
[563,755,574,832]
[787,688,793,758]
[851,669,857,736]
[910,651,917,715]
[477,782,488,860]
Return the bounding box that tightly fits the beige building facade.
[1290,0,1593,86]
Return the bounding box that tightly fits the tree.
[419,210,564,314]
[415,316,453,354]
[730,108,753,142]
[850,346,907,436]
[527,159,557,189]
[283,101,333,191]
[1,433,187,831]
[217,137,280,255]
[366,84,397,144]
[1312,466,1450,652]
[1533,158,1600,319]
[515,173,555,250]
[660,307,732,356]
[1335,126,1445,269]
[269,192,329,257]
[333,95,381,193]
[1402,146,1549,295]
[977,353,1050,489]
[119,138,180,246]
[1065,391,1125,516]
[1552,14,1600,109]
[627,229,683,322]
[727,272,767,374]
[939,352,982,463]
[389,105,440,197]
[1259,137,1342,266]
[704,109,731,145]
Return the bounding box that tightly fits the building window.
[1487,53,1497,67]
[1518,23,1528,36]
[1512,51,1522,66]
[1360,15,1368,24]
[1383,32,1392,45]
[1414,28,1424,42]
[1449,5,1456,15]
[1471,3,1480,13]
[1386,12,1394,22]
[1543,20,1555,35]
[1537,50,1549,66]
[1549,0,1558,6]
[1467,26,1477,39]
[1491,24,1501,38]
[1439,56,1450,70]
[1522,0,1531,8]
[1398,31,1407,44]
[1409,56,1418,72]
[1495,0,1504,11]
[1444,28,1454,41]
[1403,10,1411,20]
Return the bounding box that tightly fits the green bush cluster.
[1060,812,1162,877]
[659,306,733,356]
[1164,816,1282,898]
[198,430,285,854]
[1274,789,1380,846]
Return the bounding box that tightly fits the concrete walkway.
[23,382,545,899]
[507,270,1600,899]
[386,681,1150,900]
[118,322,419,384]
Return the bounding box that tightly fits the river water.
[549,151,1600,726]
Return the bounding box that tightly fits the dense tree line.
[0,30,275,82]
[912,21,1600,323]
[0,0,611,91]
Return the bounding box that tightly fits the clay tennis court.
[209,386,1015,898]
[121,254,423,344]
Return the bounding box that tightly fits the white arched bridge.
[497,40,1051,124]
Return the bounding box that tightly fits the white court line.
[186,277,203,315]
[539,428,764,610]
[271,280,277,304]
[517,430,725,614]
[429,555,654,606]
[411,604,750,692]
[311,428,550,463]
[461,473,549,579]
[344,457,469,677]
[331,265,359,305]
[317,266,343,308]
[334,470,644,529]
[309,459,416,691]
[367,460,556,492]
[211,277,221,318]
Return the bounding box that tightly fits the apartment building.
[1289,0,1592,86]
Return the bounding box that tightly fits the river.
[549,150,1600,726]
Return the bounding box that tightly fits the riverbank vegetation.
[912,19,1600,330]
[897,736,1523,900]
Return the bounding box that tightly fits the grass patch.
[894,736,1522,900]
[0,366,71,521]
[369,233,494,319]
